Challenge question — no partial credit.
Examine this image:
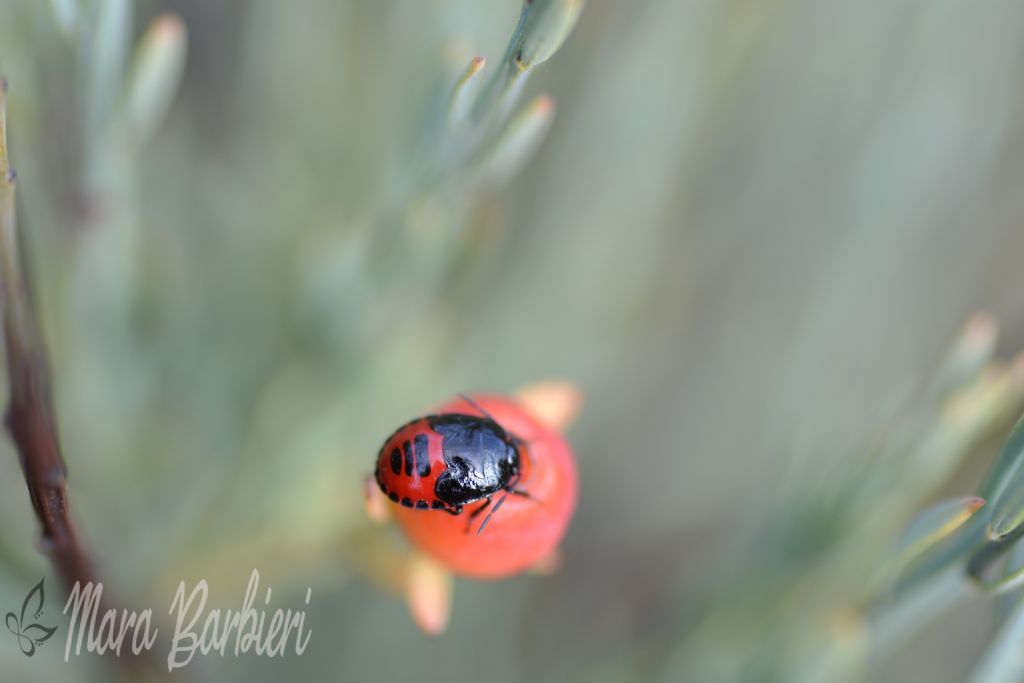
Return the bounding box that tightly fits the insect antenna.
[458,393,500,424]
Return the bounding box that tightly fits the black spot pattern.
[390,448,402,475]
[403,441,414,476]
[414,434,430,477]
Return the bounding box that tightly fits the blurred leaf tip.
[466,55,487,76]
[448,56,488,126]
[121,13,188,145]
[466,0,582,125]
[363,476,391,524]
[48,0,80,39]
[964,311,999,348]
[985,412,1024,540]
[480,94,556,186]
[515,379,583,432]
[405,554,453,636]
[930,311,1001,402]
[897,496,987,566]
[512,0,585,71]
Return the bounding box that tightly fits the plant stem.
[0,78,98,593]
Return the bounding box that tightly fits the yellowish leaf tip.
[363,475,391,523]
[528,548,562,575]
[152,13,186,41]
[405,554,452,636]
[963,311,998,349]
[516,379,584,432]
[1010,352,1024,382]
[533,94,555,116]
[828,608,868,653]
[966,496,987,515]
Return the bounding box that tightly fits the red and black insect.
[375,396,532,534]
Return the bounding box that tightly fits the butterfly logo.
[6,579,58,656]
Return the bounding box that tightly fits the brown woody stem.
[0,78,98,592]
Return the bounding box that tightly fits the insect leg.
[465,498,491,533]
[475,474,523,536]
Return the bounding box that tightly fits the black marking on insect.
[374,394,540,535]
[403,440,414,476]
[414,434,430,477]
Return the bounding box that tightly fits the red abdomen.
[375,418,448,509]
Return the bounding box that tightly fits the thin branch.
[0,78,97,592]
[0,78,185,683]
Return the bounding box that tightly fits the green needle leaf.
[47,0,80,39]
[87,0,131,139]
[929,312,999,401]
[479,94,555,187]
[896,496,987,566]
[120,14,188,146]
[470,0,583,124]
[969,595,1024,683]
[509,0,585,72]
[985,413,1024,539]
[983,412,1024,500]
[448,56,487,128]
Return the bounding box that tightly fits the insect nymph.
[374,397,531,534]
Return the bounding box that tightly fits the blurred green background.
[2,0,1024,681]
